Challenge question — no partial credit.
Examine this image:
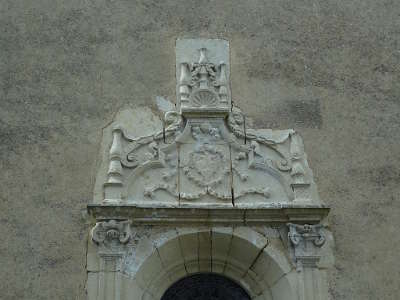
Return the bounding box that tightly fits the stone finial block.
[176,39,230,79]
[176,39,231,114]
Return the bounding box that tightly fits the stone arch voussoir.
[122,227,296,300]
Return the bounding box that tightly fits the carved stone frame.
[86,39,333,300]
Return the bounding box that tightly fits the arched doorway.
[87,38,332,300]
[161,273,251,300]
[115,227,297,300]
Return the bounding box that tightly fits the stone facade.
[1,1,399,300]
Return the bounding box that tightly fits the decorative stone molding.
[88,205,329,225]
[288,223,325,268]
[91,220,131,245]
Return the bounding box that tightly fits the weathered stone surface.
[1,1,399,300]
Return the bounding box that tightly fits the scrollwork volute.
[288,223,325,247]
[287,223,326,268]
[91,220,131,245]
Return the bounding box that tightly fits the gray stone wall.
[1,0,399,299]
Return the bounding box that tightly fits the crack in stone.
[241,239,269,281]
[222,229,234,274]
[176,228,188,274]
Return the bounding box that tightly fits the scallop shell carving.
[191,89,218,106]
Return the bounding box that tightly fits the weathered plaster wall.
[1,0,399,299]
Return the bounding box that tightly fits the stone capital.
[176,39,231,116]
[287,223,325,268]
[91,220,131,246]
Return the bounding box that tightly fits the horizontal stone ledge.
[87,203,329,225]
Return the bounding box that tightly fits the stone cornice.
[87,204,329,225]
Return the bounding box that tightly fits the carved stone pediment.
[87,39,332,300]
[90,39,327,216]
[97,107,319,207]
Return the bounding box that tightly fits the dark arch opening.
[161,273,251,300]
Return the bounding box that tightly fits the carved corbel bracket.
[287,223,325,269]
[91,220,131,246]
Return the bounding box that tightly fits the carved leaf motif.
[165,111,183,131]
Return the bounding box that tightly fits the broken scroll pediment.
[93,39,321,208]
[95,104,320,208]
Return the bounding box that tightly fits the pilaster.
[288,223,326,300]
[90,220,131,300]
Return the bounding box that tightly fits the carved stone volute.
[91,220,131,246]
[288,223,325,269]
